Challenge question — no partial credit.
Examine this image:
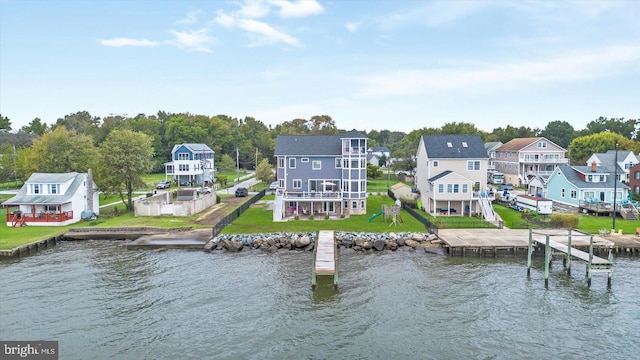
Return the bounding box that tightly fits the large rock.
[295,235,311,248]
[224,240,244,252]
[373,239,385,251]
[385,240,398,251]
[362,241,372,250]
[267,245,278,253]
[405,239,420,248]
[412,233,426,242]
[397,237,406,246]
[304,243,314,252]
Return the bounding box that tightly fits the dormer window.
[447,142,452,147]
[32,184,40,194]
[49,184,59,194]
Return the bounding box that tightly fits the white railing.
[479,193,496,222]
[521,158,569,164]
[273,191,284,221]
[282,191,341,200]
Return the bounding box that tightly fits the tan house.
[414,135,495,220]
[494,137,568,186]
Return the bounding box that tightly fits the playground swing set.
[368,204,403,226]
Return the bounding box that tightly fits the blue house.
[273,130,368,221]
[546,164,636,219]
[164,144,215,186]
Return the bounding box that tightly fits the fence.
[212,190,266,238]
[387,190,438,234]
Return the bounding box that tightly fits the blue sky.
[1,0,639,133]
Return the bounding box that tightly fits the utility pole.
[236,147,239,182]
[255,148,258,170]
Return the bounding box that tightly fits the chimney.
[591,161,597,172]
[87,168,94,211]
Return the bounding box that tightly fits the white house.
[586,150,638,183]
[4,172,99,227]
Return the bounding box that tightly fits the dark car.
[498,183,514,191]
[156,181,171,189]
[235,187,249,197]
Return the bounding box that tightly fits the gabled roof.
[3,172,92,205]
[484,142,502,152]
[554,166,629,190]
[421,135,488,159]
[428,170,453,182]
[275,130,367,156]
[391,182,410,190]
[496,137,565,152]
[171,143,214,154]
[591,151,636,171]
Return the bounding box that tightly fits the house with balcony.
[273,130,368,221]
[4,171,99,227]
[546,163,636,219]
[494,137,568,186]
[414,135,495,220]
[484,141,502,172]
[164,144,215,187]
[586,150,638,183]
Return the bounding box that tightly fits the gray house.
[273,130,368,221]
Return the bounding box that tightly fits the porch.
[6,208,74,227]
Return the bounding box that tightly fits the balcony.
[521,158,569,164]
[280,190,342,201]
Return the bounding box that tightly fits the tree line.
[1,111,639,187]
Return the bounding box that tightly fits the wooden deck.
[531,237,611,265]
[312,230,338,290]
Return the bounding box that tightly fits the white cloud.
[345,22,360,33]
[100,38,159,47]
[214,10,301,47]
[356,45,640,97]
[268,0,324,18]
[237,0,271,18]
[166,29,217,53]
[177,9,202,24]
[377,1,490,30]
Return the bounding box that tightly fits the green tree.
[367,163,382,179]
[21,118,48,136]
[0,114,11,132]
[97,129,154,210]
[582,117,638,139]
[255,158,274,183]
[491,125,540,143]
[309,115,339,134]
[218,154,236,172]
[20,126,97,176]
[540,120,575,149]
[53,110,100,140]
[567,132,628,164]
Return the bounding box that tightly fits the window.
[293,179,302,189]
[278,158,285,168]
[361,201,365,209]
[49,184,59,194]
[467,161,480,171]
[44,205,59,212]
[447,142,452,147]
[462,184,468,193]
[179,164,189,171]
[453,184,459,193]
[351,159,359,168]
[433,161,439,167]
[600,175,605,182]
[587,175,593,182]
[361,180,366,193]
[32,184,40,194]
[538,141,547,148]
[635,171,640,180]
[335,158,342,168]
[177,153,190,160]
[561,188,565,198]
[351,181,358,192]
[289,158,296,169]
[312,161,321,170]
[447,184,453,193]
[438,184,444,193]
[462,142,468,147]
[279,179,284,188]
[301,158,309,163]
[570,190,577,199]
[352,201,357,209]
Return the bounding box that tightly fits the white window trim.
[289,158,296,169]
[293,179,302,189]
[301,158,309,163]
[312,160,321,170]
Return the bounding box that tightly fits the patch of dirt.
[194,196,249,225]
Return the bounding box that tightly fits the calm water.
[1,241,639,359]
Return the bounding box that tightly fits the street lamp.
[613,143,618,230]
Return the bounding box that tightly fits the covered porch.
[5,204,74,227]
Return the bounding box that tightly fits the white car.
[269,181,279,190]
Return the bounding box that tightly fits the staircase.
[11,213,26,227]
[619,204,639,220]
[273,191,284,222]
[479,194,496,222]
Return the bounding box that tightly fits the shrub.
[216,195,221,204]
[324,213,330,220]
[549,214,580,228]
[309,214,314,220]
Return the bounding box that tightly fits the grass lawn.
[222,195,427,234]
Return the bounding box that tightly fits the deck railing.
[282,191,341,200]
[6,211,74,223]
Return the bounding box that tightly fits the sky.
[1,0,639,133]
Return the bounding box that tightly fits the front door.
[600,192,605,201]
[322,202,335,213]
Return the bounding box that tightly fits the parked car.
[156,181,171,189]
[198,187,212,194]
[269,181,279,190]
[235,187,249,197]
[498,183,514,191]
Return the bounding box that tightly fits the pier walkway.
[312,230,338,290]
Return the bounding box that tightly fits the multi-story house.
[164,144,215,187]
[629,155,640,196]
[494,137,568,186]
[414,135,494,220]
[4,171,99,227]
[586,150,638,183]
[484,141,502,171]
[273,130,368,221]
[546,163,636,219]
[367,146,391,166]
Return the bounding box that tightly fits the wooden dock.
[312,230,338,290]
[527,229,613,288]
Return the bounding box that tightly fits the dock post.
[544,234,550,288]
[527,228,533,277]
[566,229,572,275]
[587,235,594,287]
